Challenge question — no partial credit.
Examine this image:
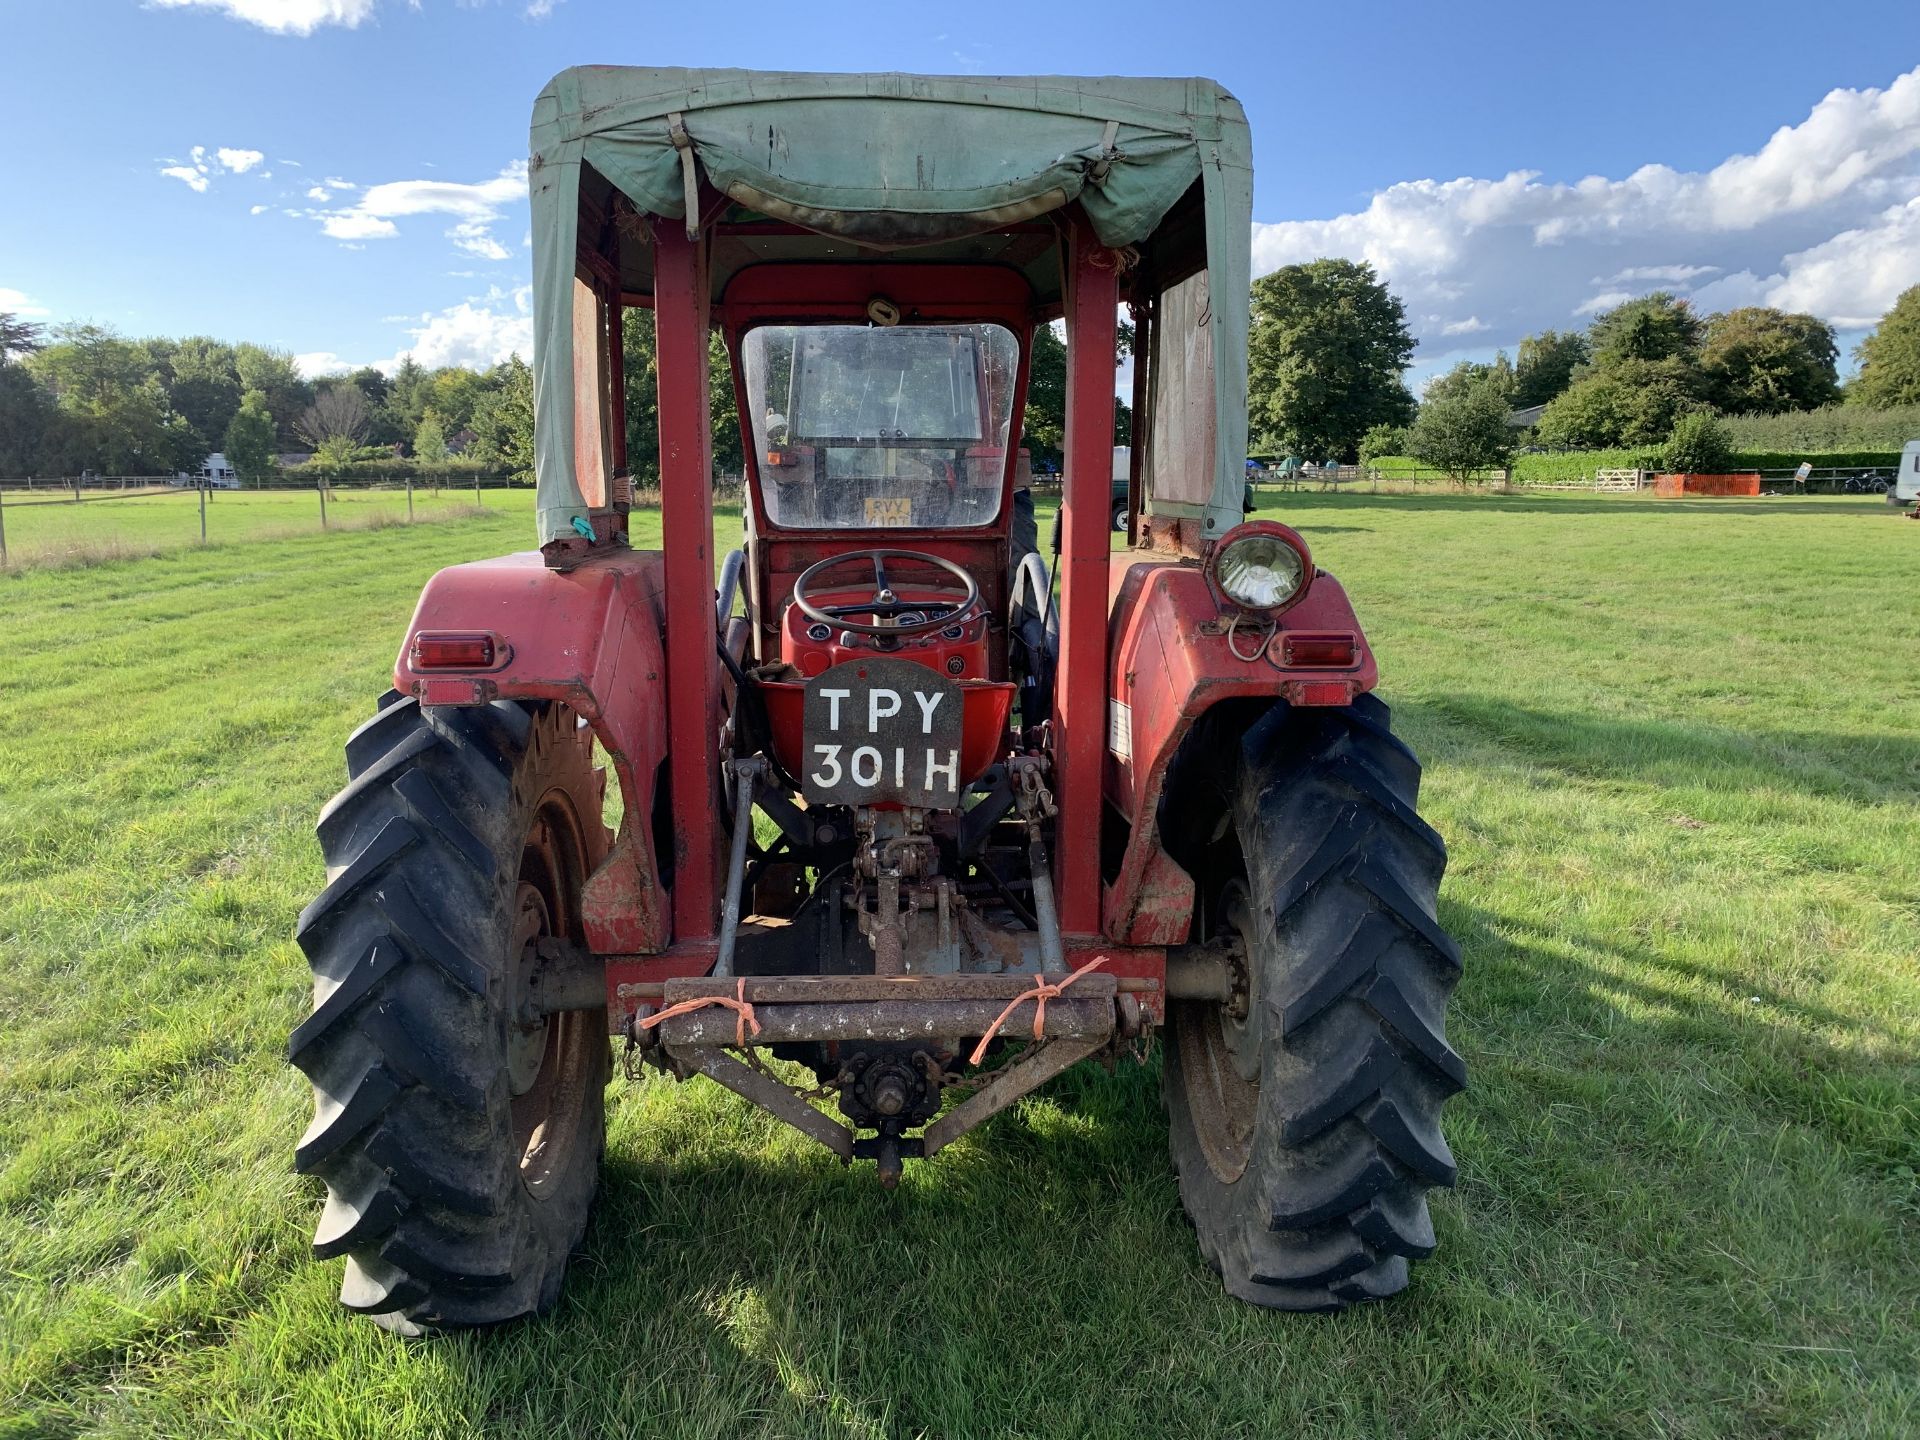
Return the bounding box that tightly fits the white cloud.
[525,0,561,16]
[217,147,265,173]
[160,165,210,193]
[387,286,534,370]
[1599,264,1721,286]
[321,212,398,240]
[448,220,510,261]
[249,204,270,215]
[0,287,52,318]
[293,351,354,378]
[1251,64,1920,361]
[323,177,357,191]
[147,0,380,35]
[1574,291,1636,316]
[312,161,527,255]
[306,186,332,201]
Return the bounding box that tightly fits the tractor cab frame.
[294,68,1461,1332]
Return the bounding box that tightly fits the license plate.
[802,658,963,807]
[864,496,912,526]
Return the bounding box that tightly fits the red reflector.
[412,632,495,669]
[1291,680,1354,708]
[1281,632,1358,668]
[419,678,489,706]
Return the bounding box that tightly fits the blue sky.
[3,0,1918,391]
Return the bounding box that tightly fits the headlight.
[1209,522,1314,614]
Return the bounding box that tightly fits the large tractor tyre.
[1165,694,1464,1311]
[290,692,609,1334]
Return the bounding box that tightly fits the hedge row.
[281,458,522,482]
[1366,449,1905,484]
[1722,403,1920,452]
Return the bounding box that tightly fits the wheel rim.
[508,792,596,1201]
[1174,881,1261,1184]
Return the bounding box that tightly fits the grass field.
[2,490,1917,1438]
[0,486,521,570]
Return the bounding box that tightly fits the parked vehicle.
[1892,440,1920,506]
[291,66,1462,1333]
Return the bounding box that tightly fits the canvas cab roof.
[528,67,1254,543]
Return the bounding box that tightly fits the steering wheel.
[792,548,981,638]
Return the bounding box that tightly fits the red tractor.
[292,67,1462,1332]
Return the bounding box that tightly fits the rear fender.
[1100,556,1377,944]
[393,549,671,954]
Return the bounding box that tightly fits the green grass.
[2,490,1917,1438]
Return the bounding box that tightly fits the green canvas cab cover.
[528,67,1254,543]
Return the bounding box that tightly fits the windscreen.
[744,324,1019,529]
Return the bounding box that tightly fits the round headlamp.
[1209,521,1314,614]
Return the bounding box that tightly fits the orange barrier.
[1651,472,1761,497]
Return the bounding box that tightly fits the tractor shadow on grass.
[476,1054,1268,1436]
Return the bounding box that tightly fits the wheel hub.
[1174,881,1262,1184]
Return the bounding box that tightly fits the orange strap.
[638,976,762,1049]
[968,958,1108,1066]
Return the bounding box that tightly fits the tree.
[1358,423,1408,466]
[1423,354,1514,406]
[0,361,60,473]
[413,410,449,467]
[1586,292,1705,367]
[343,365,401,446]
[233,343,311,444]
[1699,308,1839,414]
[1660,411,1733,474]
[471,356,535,481]
[224,389,278,481]
[297,382,373,467]
[1536,357,1705,449]
[1249,259,1415,462]
[708,331,743,479]
[1408,379,1515,479]
[164,336,243,453]
[28,323,154,409]
[621,307,659,482]
[1850,285,1920,408]
[1,312,45,363]
[383,357,433,441]
[27,325,191,473]
[426,366,489,436]
[1513,329,1588,407]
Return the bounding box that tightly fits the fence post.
[319,475,329,529]
[475,473,482,510]
[0,484,7,567]
[407,475,415,524]
[199,484,207,543]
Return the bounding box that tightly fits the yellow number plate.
[864,496,912,526]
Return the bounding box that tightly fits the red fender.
[392,549,673,955]
[1100,555,1378,946]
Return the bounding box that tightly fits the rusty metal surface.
[682,1047,855,1160]
[661,972,1118,1004]
[658,995,1114,1047]
[921,1033,1105,1156]
[527,937,609,1015]
[1100,558,1379,947]
[391,548,671,956]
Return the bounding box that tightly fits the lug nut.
[946,656,965,675]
